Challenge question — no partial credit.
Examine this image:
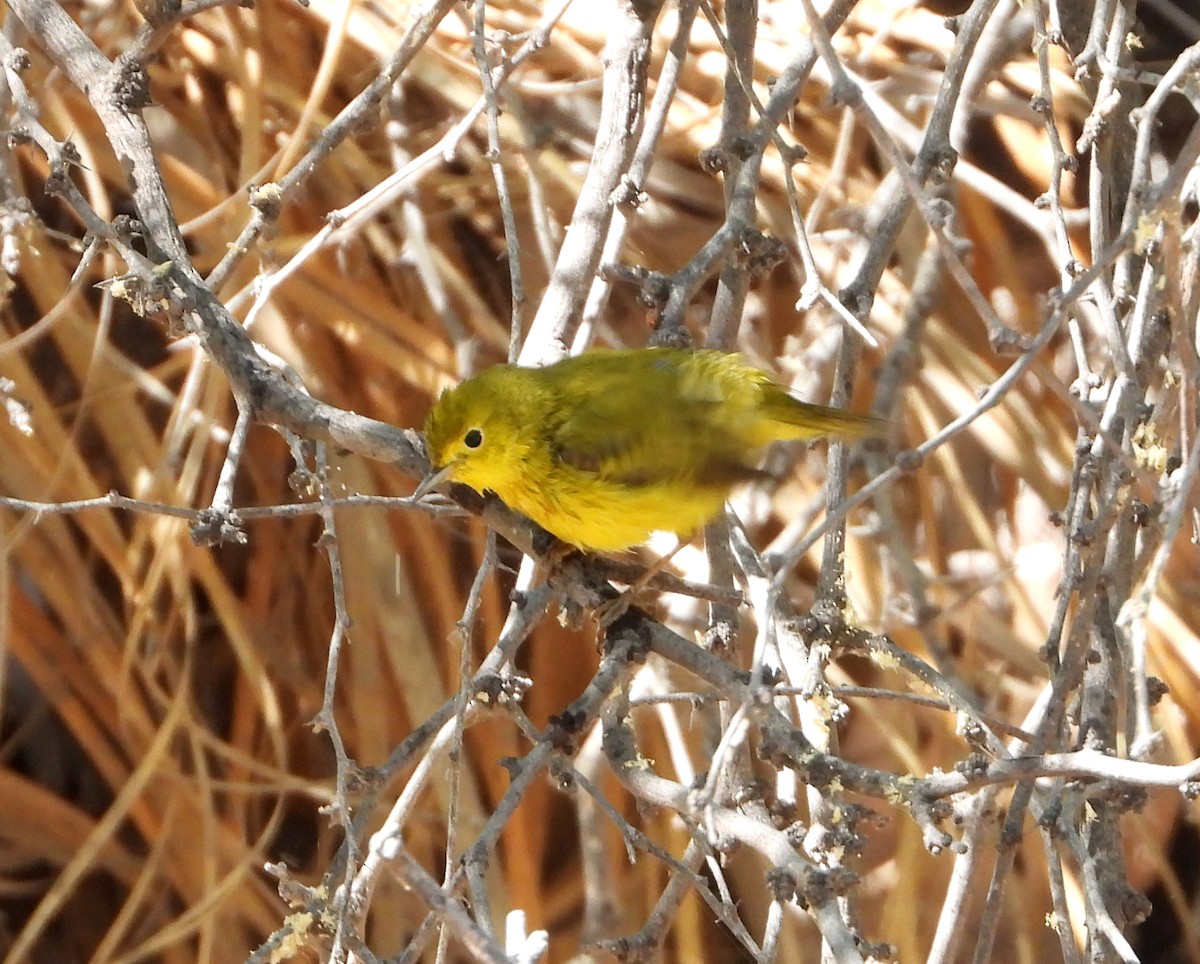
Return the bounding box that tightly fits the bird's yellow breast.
[493,466,730,551]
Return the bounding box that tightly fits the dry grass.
[1,0,1199,961]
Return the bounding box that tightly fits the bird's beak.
[412,462,456,502]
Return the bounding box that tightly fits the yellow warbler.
[418,347,881,551]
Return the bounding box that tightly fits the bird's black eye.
[463,428,483,449]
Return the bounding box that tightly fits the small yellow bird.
[417,347,881,551]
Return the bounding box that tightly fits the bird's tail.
[764,393,886,442]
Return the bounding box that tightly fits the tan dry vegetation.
[1,0,1199,962]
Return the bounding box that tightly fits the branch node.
[4,47,30,73]
[249,181,284,221]
[113,61,153,110]
[190,507,248,546]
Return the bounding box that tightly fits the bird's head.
[416,365,542,499]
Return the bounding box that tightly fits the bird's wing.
[544,352,754,487]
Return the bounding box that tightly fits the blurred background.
[1,0,1199,960]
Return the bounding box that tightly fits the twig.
[519,0,665,361]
